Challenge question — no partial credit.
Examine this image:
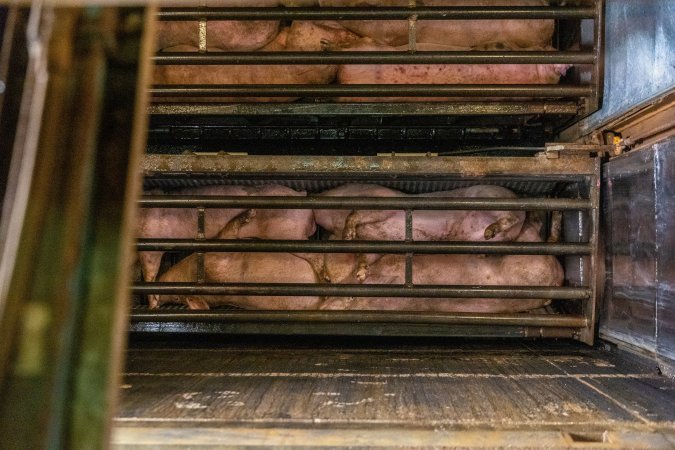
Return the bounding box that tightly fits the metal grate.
[149,2,603,118]
[132,154,601,344]
[143,177,565,197]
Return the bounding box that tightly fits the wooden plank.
[111,426,675,449]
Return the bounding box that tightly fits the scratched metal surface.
[573,0,675,136]
[114,339,675,448]
[601,137,675,377]
[602,148,657,352]
[655,139,675,375]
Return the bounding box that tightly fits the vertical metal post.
[407,0,417,53]
[196,206,206,283]
[405,209,414,287]
[0,6,153,450]
[587,0,604,115]
[580,160,601,344]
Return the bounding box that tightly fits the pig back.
[319,0,553,49]
[154,252,323,309]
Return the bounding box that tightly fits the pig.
[150,249,322,310]
[314,184,525,242]
[154,21,360,102]
[320,216,564,313]
[154,0,283,53]
[318,0,554,49]
[136,184,315,282]
[313,183,525,281]
[155,20,280,52]
[337,40,570,102]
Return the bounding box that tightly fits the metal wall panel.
[570,0,675,137]
[602,136,675,375]
[655,139,675,374]
[602,149,656,350]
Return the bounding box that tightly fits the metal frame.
[150,2,603,118]
[132,154,601,344]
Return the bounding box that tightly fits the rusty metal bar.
[135,239,592,255]
[147,102,581,116]
[138,195,591,210]
[196,207,205,283]
[150,84,594,98]
[587,0,604,115]
[141,154,599,176]
[130,310,588,328]
[152,51,595,66]
[132,283,590,300]
[405,209,414,286]
[580,159,602,344]
[156,6,596,21]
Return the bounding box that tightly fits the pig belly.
[155,21,280,52]
[319,0,553,49]
[152,252,322,310]
[137,184,313,282]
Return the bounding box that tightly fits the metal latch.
[544,143,617,159]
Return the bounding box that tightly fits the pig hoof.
[356,265,368,282]
[148,296,160,309]
[186,297,210,310]
[484,225,498,240]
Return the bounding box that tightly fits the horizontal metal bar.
[136,239,592,255]
[138,195,591,210]
[130,310,588,328]
[147,102,580,116]
[127,321,579,337]
[150,84,594,98]
[132,283,590,300]
[152,51,595,66]
[142,154,600,177]
[157,6,596,21]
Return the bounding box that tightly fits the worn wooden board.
[114,340,675,447]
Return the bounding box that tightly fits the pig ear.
[186,297,210,310]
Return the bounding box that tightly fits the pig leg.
[342,209,400,240]
[294,253,331,283]
[355,253,385,282]
[218,208,257,238]
[484,213,522,240]
[139,251,164,282]
[186,296,210,310]
[548,211,562,243]
[148,294,160,310]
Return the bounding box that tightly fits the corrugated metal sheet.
[143,177,563,196]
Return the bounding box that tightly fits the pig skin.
[137,184,314,282]
[150,251,322,310]
[314,184,525,242]
[337,40,570,102]
[320,217,564,313]
[150,216,563,313]
[319,0,553,49]
[155,20,280,52]
[154,21,361,102]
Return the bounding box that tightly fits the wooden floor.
[113,338,675,448]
